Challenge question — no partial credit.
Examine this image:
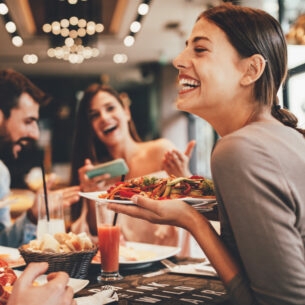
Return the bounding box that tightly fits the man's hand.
[7,262,75,305]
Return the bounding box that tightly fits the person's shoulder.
[146,138,175,151]
[139,138,175,156]
[213,125,265,162]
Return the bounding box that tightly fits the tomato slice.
[118,189,140,199]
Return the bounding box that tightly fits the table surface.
[76,257,232,305]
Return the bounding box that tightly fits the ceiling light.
[42,23,52,33]
[69,16,78,26]
[130,21,141,33]
[86,21,96,35]
[61,28,69,37]
[124,35,135,47]
[60,19,69,28]
[138,3,149,16]
[5,21,16,33]
[113,53,128,64]
[95,23,104,33]
[78,28,86,37]
[23,54,38,64]
[42,1,103,64]
[78,18,86,28]
[11,35,23,47]
[0,3,8,15]
[123,1,151,48]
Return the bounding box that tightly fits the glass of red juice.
[96,201,123,281]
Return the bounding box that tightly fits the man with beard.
[0,69,80,247]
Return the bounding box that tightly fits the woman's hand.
[52,186,81,208]
[162,140,196,177]
[108,195,198,231]
[7,262,75,305]
[78,159,110,192]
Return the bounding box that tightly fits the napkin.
[75,286,118,305]
[162,260,218,277]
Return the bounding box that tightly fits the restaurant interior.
[1,1,305,303]
[1,0,305,187]
[1,0,305,247]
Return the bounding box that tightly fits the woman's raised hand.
[162,140,196,177]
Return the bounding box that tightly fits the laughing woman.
[108,3,305,305]
[70,84,194,247]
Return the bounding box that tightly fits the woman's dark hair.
[0,69,49,118]
[70,83,141,187]
[198,3,305,137]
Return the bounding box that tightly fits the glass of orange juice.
[95,201,123,282]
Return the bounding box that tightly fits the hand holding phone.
[86,158,129,179]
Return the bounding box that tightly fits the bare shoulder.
[142,138,176,153]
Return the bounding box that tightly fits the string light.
[0,0,24,48]
[123,0,151,48]
[42,0,104,65]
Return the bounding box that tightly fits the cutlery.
[161,259,177,269]
[161,259,218,277]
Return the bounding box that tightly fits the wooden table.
[75,257,232,305]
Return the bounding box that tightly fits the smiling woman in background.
[70,84,194,247]
[108,3,305,305]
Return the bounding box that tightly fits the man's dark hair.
[0,69,50,118]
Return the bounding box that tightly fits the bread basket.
[19,245,98,279]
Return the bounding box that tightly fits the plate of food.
[92,242,181,269]
[80,191,216,205]
[80,175,216,206]
[0,246,25,268]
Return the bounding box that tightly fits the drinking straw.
[41,162,50,222]
[112,174,125,226]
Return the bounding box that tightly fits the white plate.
[79,191,133,204]
[80,191,216,205]
[14,270,89,294]
[92,241,181,267]
[0,246,25,268]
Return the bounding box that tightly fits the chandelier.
[42,0,103,63]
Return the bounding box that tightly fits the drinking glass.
[95,201,122,282]
[37,192,66,240]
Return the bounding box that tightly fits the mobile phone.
[86,158,129,179]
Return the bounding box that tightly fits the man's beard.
[0,136,36,160]
[0,122,36,159]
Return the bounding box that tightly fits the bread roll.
[40,234,60,253]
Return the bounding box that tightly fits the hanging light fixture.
[43,0,103,64]
[0,1,23,47]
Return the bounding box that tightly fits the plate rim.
[92,241,181,266]
[0,245,26,268]
[79,191,216,205]
[13,270,89,293]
